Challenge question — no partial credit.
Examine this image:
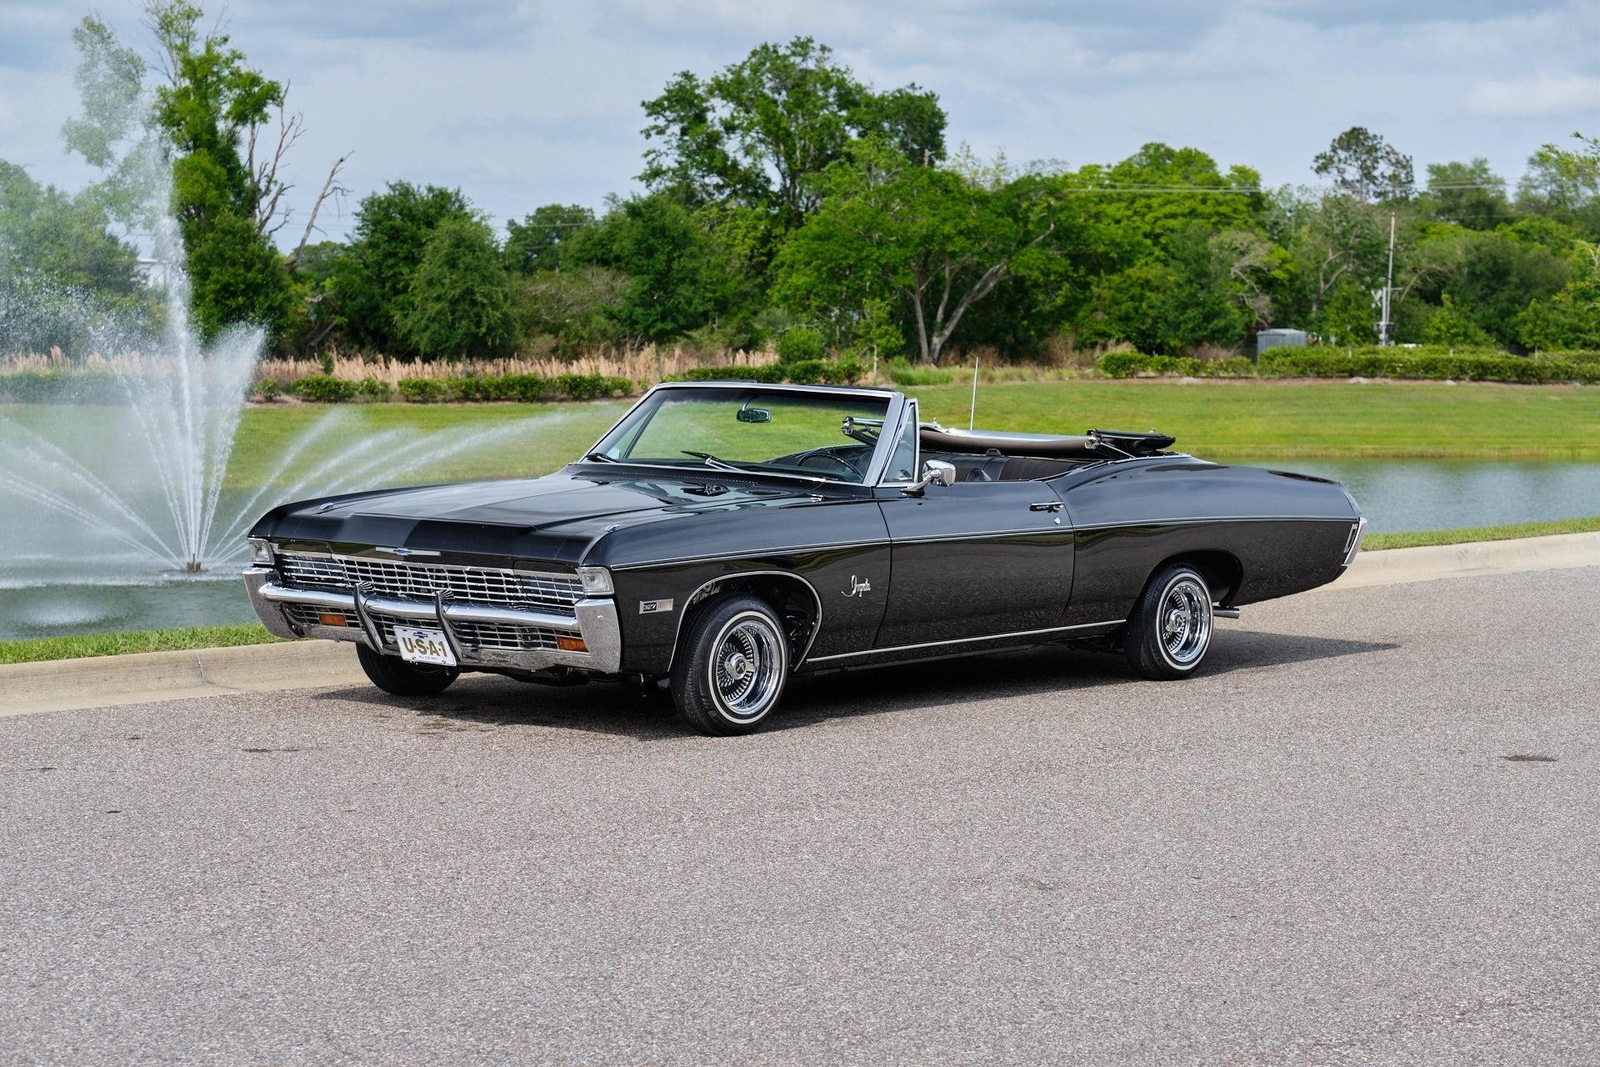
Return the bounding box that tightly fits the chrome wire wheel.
[708,612,784,721]
[673,595,793,735]
[1159,575,1212,668]
[1124,563,1216,681]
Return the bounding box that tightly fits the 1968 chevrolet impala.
[244,382,1365,734]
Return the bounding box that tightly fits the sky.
[2,0,1597,247]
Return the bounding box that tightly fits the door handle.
[1029,501,1064,513]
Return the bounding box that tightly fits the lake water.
[1216,458,1600,533]
[3,458,1598,640]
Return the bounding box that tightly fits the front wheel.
[671,596,790,736]
[356,642,460,696]
[1124,564,1214,680]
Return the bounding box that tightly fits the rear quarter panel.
[1058,460,1360,626]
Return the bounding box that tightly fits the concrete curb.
[0,640,363,719]
[3,531,1596,719]
[1333,530,1600,589]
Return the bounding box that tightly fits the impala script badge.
[842,575,872,598]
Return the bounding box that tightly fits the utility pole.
[1378,211,1397,346]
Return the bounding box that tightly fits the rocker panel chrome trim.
[805,618,1124,664]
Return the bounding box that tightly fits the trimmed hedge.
[1100,352,1253,378]
[288,374,357,402]
[392,373,633,404]
[1259,350,1600,384]
[0,370,125,403]
[669,365,786,384]
[1099,347,1600,384]
[664,358,862,386]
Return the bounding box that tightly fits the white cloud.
[1467,73,1600,118]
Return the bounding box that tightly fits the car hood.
[250,466,818,565]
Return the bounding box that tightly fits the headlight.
[576,565,613,596]
[248,537,275,565]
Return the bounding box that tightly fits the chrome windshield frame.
[582,381,910,489]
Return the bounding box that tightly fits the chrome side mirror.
[903,459,956,496]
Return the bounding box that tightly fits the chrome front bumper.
[242,567,622,673]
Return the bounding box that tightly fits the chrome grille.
[277,553,583,612]
[366,612,561,653]
[281,604,562,654]
[281,604,563,655]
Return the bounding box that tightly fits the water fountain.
[0,169,587,639]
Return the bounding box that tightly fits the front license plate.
[393,625,457,667]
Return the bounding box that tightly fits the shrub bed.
[1098,346,1600,384]
[665,358,861,386]
[386,373,633,404]
[0,370,125,403]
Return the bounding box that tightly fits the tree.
[398,216,514,360]
[59,16,153,231]
[0,162,144,304]
[504,204,596,275]
[333,182,474,353]
[146,2,345,261]
[569,193,732,345]
[1517,133,1600,238]
[640,37,945,233]
[511,267,628,355]
[142,2,300,340]
[775,143,1057,364]
[1422,159,1509,230]
[1516,241,1600,350]
[1420,294,1493,347]
[1280,190,1388,324]
[60,4,347,345]
[1312,126,1414,202]
[1074,225,1255,355]
[0,161,149,353]
[1063,144,1264,259]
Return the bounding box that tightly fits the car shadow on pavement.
[310,679,688,741]
[309,628,1394,740]
[1203,629,1397,672]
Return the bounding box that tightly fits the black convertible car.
[244,382,1365,734]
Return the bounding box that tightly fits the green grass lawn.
[1361,515,1600,550]
[916,379,1600,459]
[0,623,280,665]
[7,382,1599,494]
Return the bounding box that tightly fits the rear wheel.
[356,642,460,696]
[1124,564,1214,680]
[672,596,789,736]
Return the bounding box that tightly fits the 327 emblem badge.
[842,575,872,598]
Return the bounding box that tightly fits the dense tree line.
[2,8,1597,363]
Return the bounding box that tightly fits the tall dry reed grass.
[253,346,780,387]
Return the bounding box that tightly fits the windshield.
[590,387,892,483]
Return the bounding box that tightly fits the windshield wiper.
[681,450,743,473]
[583,451,617,463]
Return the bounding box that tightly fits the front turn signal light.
[556,636,588,653]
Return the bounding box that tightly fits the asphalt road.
[3,568,1597,1066]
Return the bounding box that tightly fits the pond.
[3,458,1598,641]
[1217,457,1600,533]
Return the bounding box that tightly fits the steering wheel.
[792,449,863,479]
